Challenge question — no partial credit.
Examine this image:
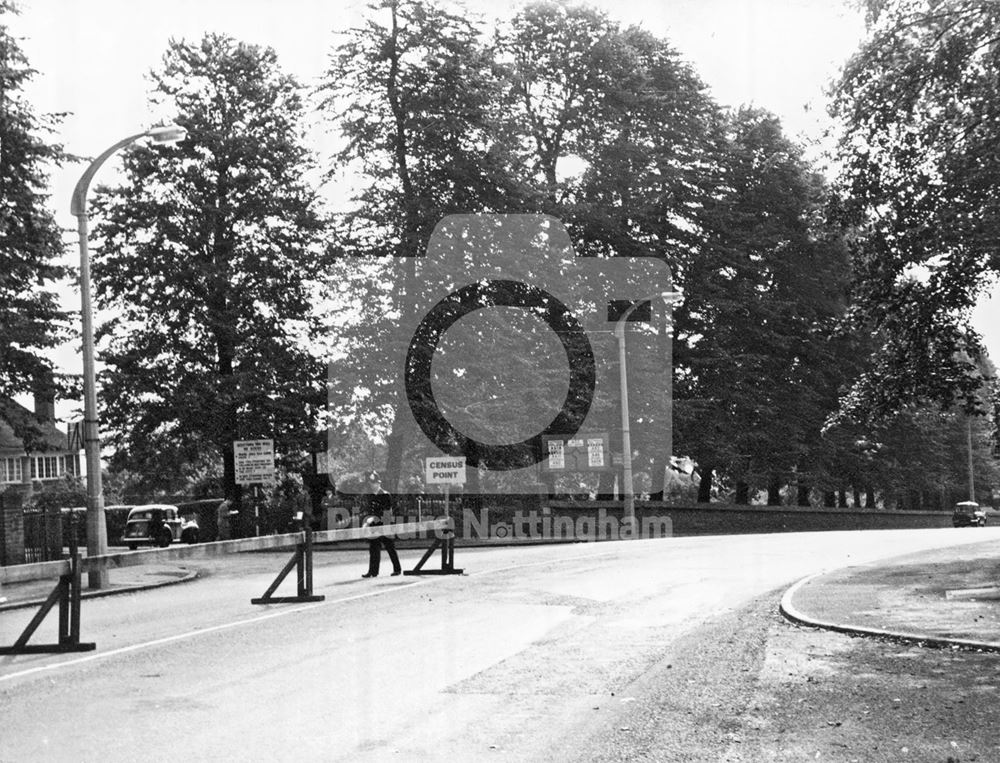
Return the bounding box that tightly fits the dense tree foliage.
[321,1,872,503]
[675,108,853,503]
[322,1,722,495]
[502,4,723,497]
[831,0,1000,421]
[0,1,71,439]
[319,0,518,490]
[6,0,995,509]
[90,35,327,517]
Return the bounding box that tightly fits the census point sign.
[425,456,467,485]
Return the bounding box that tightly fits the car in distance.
[62,504,135,546]
[122,504,200,549]
[952,501,987,527]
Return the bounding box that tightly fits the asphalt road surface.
[1,528,998,761]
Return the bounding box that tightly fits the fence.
[22,509,63,563]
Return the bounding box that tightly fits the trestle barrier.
[1,517,458,655]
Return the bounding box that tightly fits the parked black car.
[952,501,987,527]
[122,504,200,549]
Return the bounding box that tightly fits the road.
[1,528,997,761]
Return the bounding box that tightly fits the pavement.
[781,533,1000,651]
[0,562,198,612]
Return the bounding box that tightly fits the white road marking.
[0,547,618,684]
[0,579,428,683]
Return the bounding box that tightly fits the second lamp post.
[614,289,683,528]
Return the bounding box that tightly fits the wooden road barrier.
[0,518,460,655]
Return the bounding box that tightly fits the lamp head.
[660,288,684,307]
[146,124,187,145]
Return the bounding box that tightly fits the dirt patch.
[731,618,1000,762]
[553,592,779,762]
[548,592,1000,762]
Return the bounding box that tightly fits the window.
[28,455,62,481]
[1,457,23,483]
[63,453,81,477]
[0,454,85,482]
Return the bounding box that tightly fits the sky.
[7,0,1000,419]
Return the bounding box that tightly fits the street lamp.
[614,288,684,529]
[70,124,187,588]
[966,415,976,502]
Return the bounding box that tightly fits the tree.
[831,0,1000,421]
[498,1,640,206]
[0,1,71,432]
[319,0,518,490]
[323,1,883,507]
[671,108,852,503]
[869,402,999,510]
[498,4,726,497]
[90,34,327,523]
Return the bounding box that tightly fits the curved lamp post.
[614,288,684,529]
[70,124,187,588]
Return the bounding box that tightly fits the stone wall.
[437,499,955,542]
[642,502,953,535]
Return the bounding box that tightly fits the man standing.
[216,498,232,541]
[361,471,401,578]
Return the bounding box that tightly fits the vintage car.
[122,504,200,549]
[952,501,987,527]
[62,504,135,546]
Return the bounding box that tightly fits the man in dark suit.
[362,471,401,578]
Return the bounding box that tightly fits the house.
[0,386,85,489]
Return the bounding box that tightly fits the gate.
[22,509,63,563]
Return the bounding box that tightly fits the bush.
[27,477,87,513]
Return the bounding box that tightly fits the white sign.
[547,440,565,469]
[234,439,275,485]
[313,450,330,474]
[542,432,609,471]
[425,456,466,485]
[587,438,605,468]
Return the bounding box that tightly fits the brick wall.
[0,488,27,566]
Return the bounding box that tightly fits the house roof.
[0,398,68,454]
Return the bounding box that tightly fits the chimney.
[33,373,56,424]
